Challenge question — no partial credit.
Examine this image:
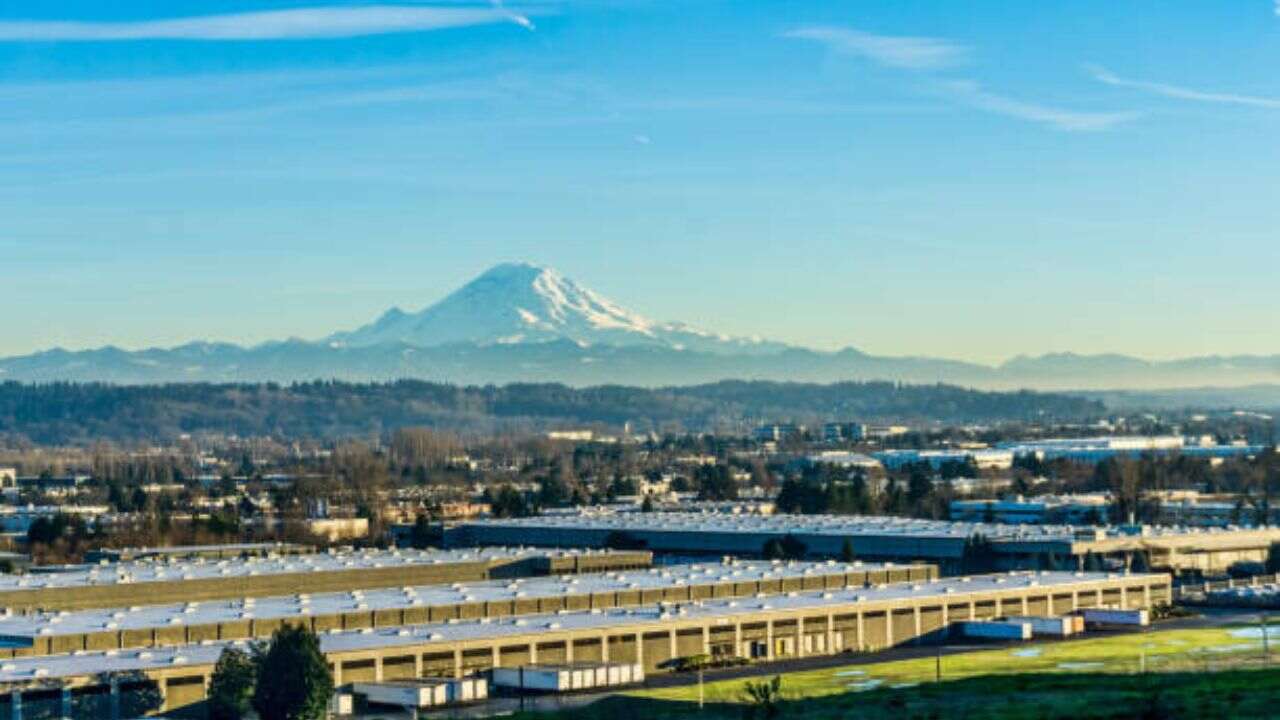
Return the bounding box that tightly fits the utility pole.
[1263,614,1270,665]
[698,665,705,710]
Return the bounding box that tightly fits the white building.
[805,451,882,470]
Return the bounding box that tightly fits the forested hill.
[0,380,1104,445]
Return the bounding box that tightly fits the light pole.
[1262,614,1270,665]
[698,665,705,710]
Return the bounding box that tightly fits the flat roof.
[455,512,1269,545]
[0,570,1164,683]
[88,542,308,555]
[0,560,893,639]
[0,546,632,593]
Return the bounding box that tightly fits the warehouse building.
[445,512,1280,576]
[0,570,1169,718]
[0,547,652,612]
[0,560,935,657]
[82,542,312,564]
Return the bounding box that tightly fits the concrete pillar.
[1071,590,1079,611]
[109,676,121,720]
[668,629,677,661]
[825,613,835,654]
[856,612,865,651]
[885,612,894,648]
[492,646,501,669]
[796,618,806,658]
[1021,596,1029,615]
[634,632,644,667]
[374,657,384,682]
[701,626,710,655]
[1120,586,1128,609]
[1144,583,1151,607]
[332,662,343,686]
[601,634,610,662]
[733,623,743,658]
[765,620,774,660]
[913,607,921,646]
[528,642,538,664]
[451,650,461,679]
[1097,589,1105,608]
[565,639,575,664]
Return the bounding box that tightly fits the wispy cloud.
[784,25,1134,132]
[1088,65,1280,109]
[784,26,967,70]
[0,5,536,42]
[940,80,1138,131]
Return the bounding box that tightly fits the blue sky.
[2,0,1278,364]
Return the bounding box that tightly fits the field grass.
[519,668,1280,720]
[640,625,1279,705]
[506,624,1280,720]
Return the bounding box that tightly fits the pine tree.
[252,626,334,720]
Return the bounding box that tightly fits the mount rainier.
[0,262,1275,391]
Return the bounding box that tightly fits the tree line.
[0,379,1104,445]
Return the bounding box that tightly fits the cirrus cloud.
[1088,64,1280,109]
[940,79,1138,132]
[0,5,537,42]
[784,26,968,70]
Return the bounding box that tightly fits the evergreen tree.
[840,538,856,563]
[252,626,334,720]
[208,647,257,720]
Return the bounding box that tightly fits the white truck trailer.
[353,677,488,709]
[1003,615,1081,637]
[491,662,644,693]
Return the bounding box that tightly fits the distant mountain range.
[2,262,1277,395]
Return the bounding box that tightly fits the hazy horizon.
[4,2,1279,364]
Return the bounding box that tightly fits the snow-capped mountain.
[329,262,787,356]
[0,261,1275,391]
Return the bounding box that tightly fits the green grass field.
[507,624,1280,720]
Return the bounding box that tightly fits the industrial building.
[82,542,312,564]
[994,436,1265,463]
[0,569,1169,718]
[950,495,1110,525]
[0,560,935,657]
[872,448,1015,471]
[445,512,1280,576]
[0,546,652,612]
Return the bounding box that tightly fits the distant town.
[0,384,1272,716]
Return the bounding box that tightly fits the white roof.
[0,546,628,593]
[457,511,1238,543]
[0,560,884,639]
[0,570,1155,683]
